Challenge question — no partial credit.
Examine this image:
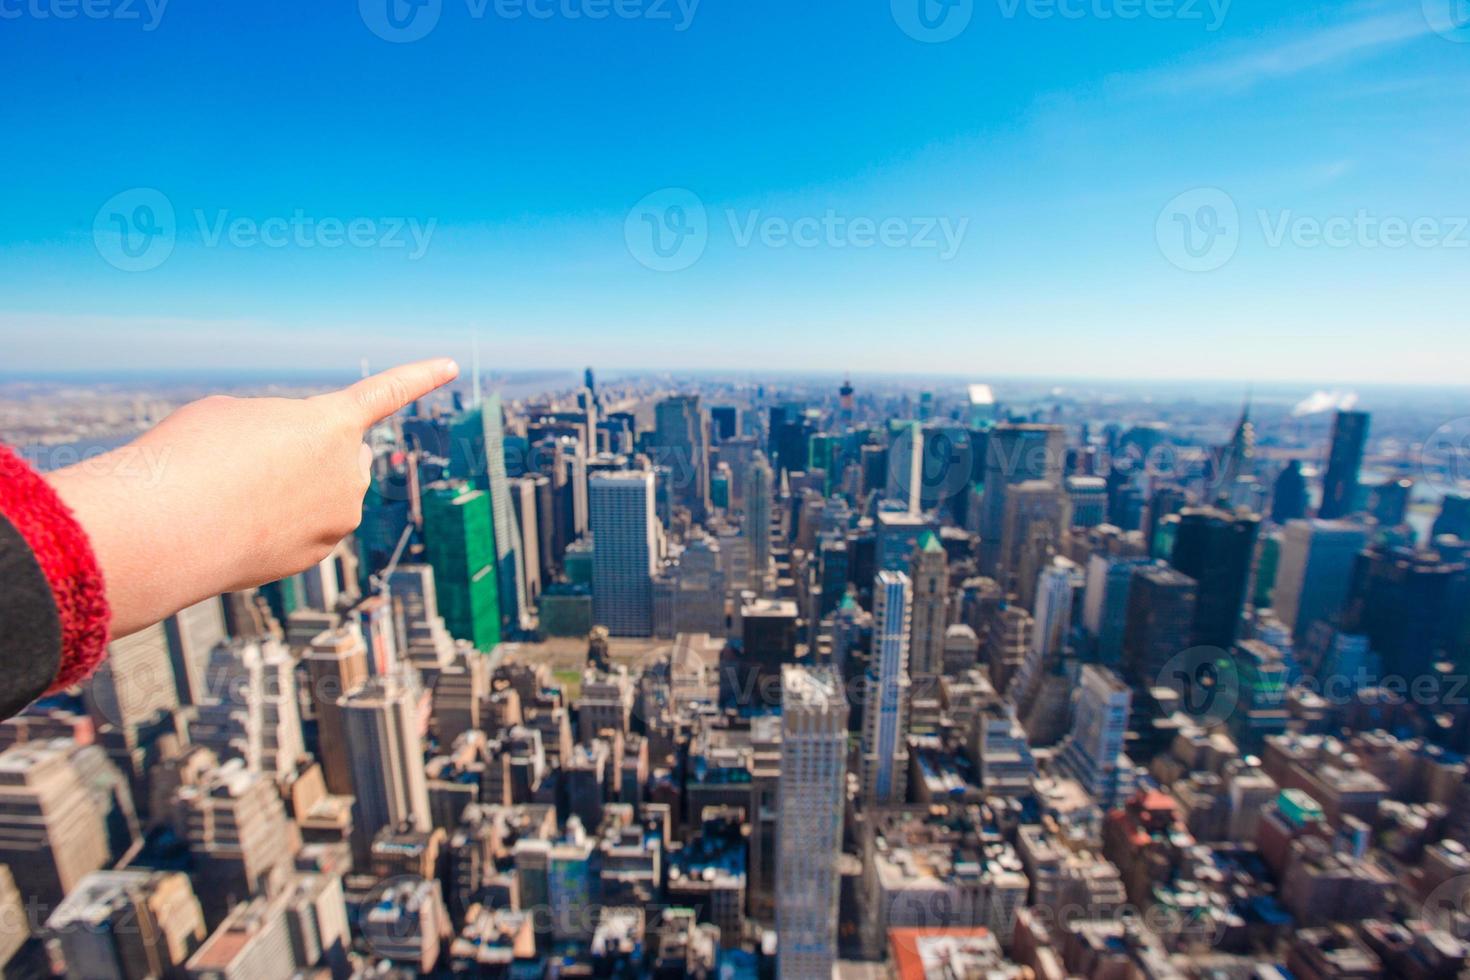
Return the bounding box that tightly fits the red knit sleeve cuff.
[0,444,112,692]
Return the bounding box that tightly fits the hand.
[47,359,459,639]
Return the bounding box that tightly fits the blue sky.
[1,0,1467,382]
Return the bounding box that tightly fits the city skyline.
[3,1,1468,381]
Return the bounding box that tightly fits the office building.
[1066,475,1108,528]
[1319,410,1369,519]
[1271,460,1309,524]
[171,759,301,925]
[86,621,179,734]
[745,451,775,595]
[449,393,529,631]
[1082,555,1151,667]
[978,424,1065,576]
[887,421,923,515]
[1272,519,1369,641]
[164,597,227,706]
[999,480,1071,607]
[877,510,933,573]
[422,482,501,652]
[1121,565,1198,689]
[48,870,207,979]
[908,533,949,679]
[303,625,370,797]
[654,394,711,523]
[590,471,659,636]
[1169,506,1260,649]
[342,671,433,848]
[1054,665,1134,810]
[777,666,848,979]
[0,740,112,910]
[862,571,912,805]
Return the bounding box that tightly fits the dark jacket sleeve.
[0,514,63,718]
[0,444,111,719]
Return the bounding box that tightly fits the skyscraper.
[303,625,370,797]
[510,475,545,603]
[886,421,923,515]
[1342,547,1469,683]
[1121,565,1198,689]
[421,482,501,652]
[48,869,207,979]
[862,571,911,805]
[1082,555,1152,667]
[1169,507,1260,649]
[1054,665,1134,810]
[188,638,305,780]
[170,759,301,925]
[1319,410,1369,519]
[654,394,711,524]
[907,533,949,679]
[876,510,932,573]
[1271,461,1308,524]
[979,424,1065,576]
[1030,556,1083,665]
[999,480,1072,608]
[590,471,659,637]
[342,671,433,848]
[1271,519,1369,642]
[777,665,848,979]
[86,622,179,734]
[449,394,529,632]
[0,741,112,910]
[745,452,774,597]
[164,597,227,706]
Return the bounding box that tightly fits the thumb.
[331,359,459,430]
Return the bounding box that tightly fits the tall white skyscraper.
[590,471,659,636]
[1054,664,1134,810]
[342,670,432,847]
[777,665,848,980]
[744,452,774,597]
[1030,556,1083,664]
[862,570,911,805]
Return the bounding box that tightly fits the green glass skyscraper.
[422,482,501,652]
[449,393,527,634]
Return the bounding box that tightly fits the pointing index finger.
[337,359,459,430]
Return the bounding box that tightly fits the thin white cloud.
[1142,6,1434,95]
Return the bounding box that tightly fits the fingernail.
[442,359,460,378]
